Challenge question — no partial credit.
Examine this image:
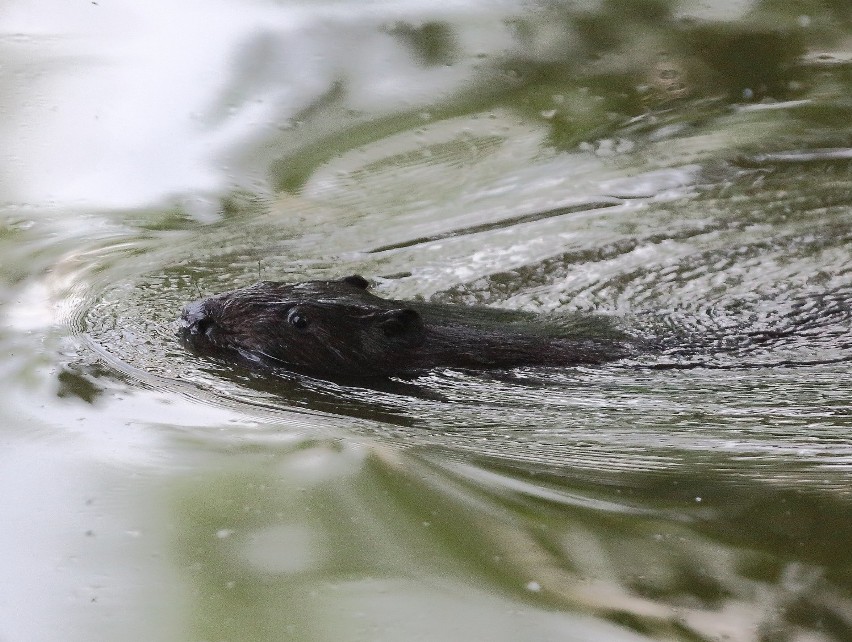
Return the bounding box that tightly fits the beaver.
[179,275,633,378]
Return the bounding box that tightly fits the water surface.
[1,1,851,640]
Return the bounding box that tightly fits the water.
[1,1,851,640]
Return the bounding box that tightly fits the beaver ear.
[342,275,370,290]
[373,308,424,345]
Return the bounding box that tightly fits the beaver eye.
[287,309,309,330]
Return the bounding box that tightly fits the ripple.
[42,116,850,500]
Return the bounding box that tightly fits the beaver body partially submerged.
[179,275,633,378]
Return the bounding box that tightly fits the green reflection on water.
[169,438,852,641]
[267,0,850,194]
[3,0,851,640]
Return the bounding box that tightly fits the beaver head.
[179,275,425,377]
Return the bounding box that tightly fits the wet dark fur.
[179,275,632,378]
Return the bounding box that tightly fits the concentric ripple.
[53,147,851,500]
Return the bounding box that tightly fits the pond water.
[1,1,850,640]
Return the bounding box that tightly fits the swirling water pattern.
[2,1,851,640]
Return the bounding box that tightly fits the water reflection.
[1,0,851,640]
[169,439,852,641]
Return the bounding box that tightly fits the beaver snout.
[180,300,213,337]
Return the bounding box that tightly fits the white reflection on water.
[0,436,185,642]
[1,0,524,208]
[2,0,850,640]
[3,0,289,206]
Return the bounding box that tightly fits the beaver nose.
[180,301,210,335]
